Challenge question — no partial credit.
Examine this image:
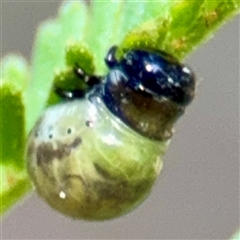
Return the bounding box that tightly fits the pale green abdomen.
[26,97,169,220]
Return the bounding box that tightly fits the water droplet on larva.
[59,191,66,199]
[86,120,94,127]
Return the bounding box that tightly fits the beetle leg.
[74,65,102,88]
[54,87,86,100]
[104,45,118,68]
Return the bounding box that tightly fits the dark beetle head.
[119,49,195,106]
[102,47,196,141]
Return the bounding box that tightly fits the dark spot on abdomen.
[69,137,82,148]
[36,137,82,166]
[93,163,115,180]
[36,142,55,165]
[27,141,35,158]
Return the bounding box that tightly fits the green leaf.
[230,229,240,240]
[25,1,88,133]
[1,55,29,168]
[83,1,124,72]
[1,85,25,168]
[65,41,95,75]
[1,165,31,215]
[1,55,31,214]
[120,0,240,59]
[47,41,96,105]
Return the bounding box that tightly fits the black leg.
[54,87,86,100]
[54,65,102,100]
[73,66,86,79]
[74,65,102,87]
[54,46,121,100]
[104,45,118,68]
